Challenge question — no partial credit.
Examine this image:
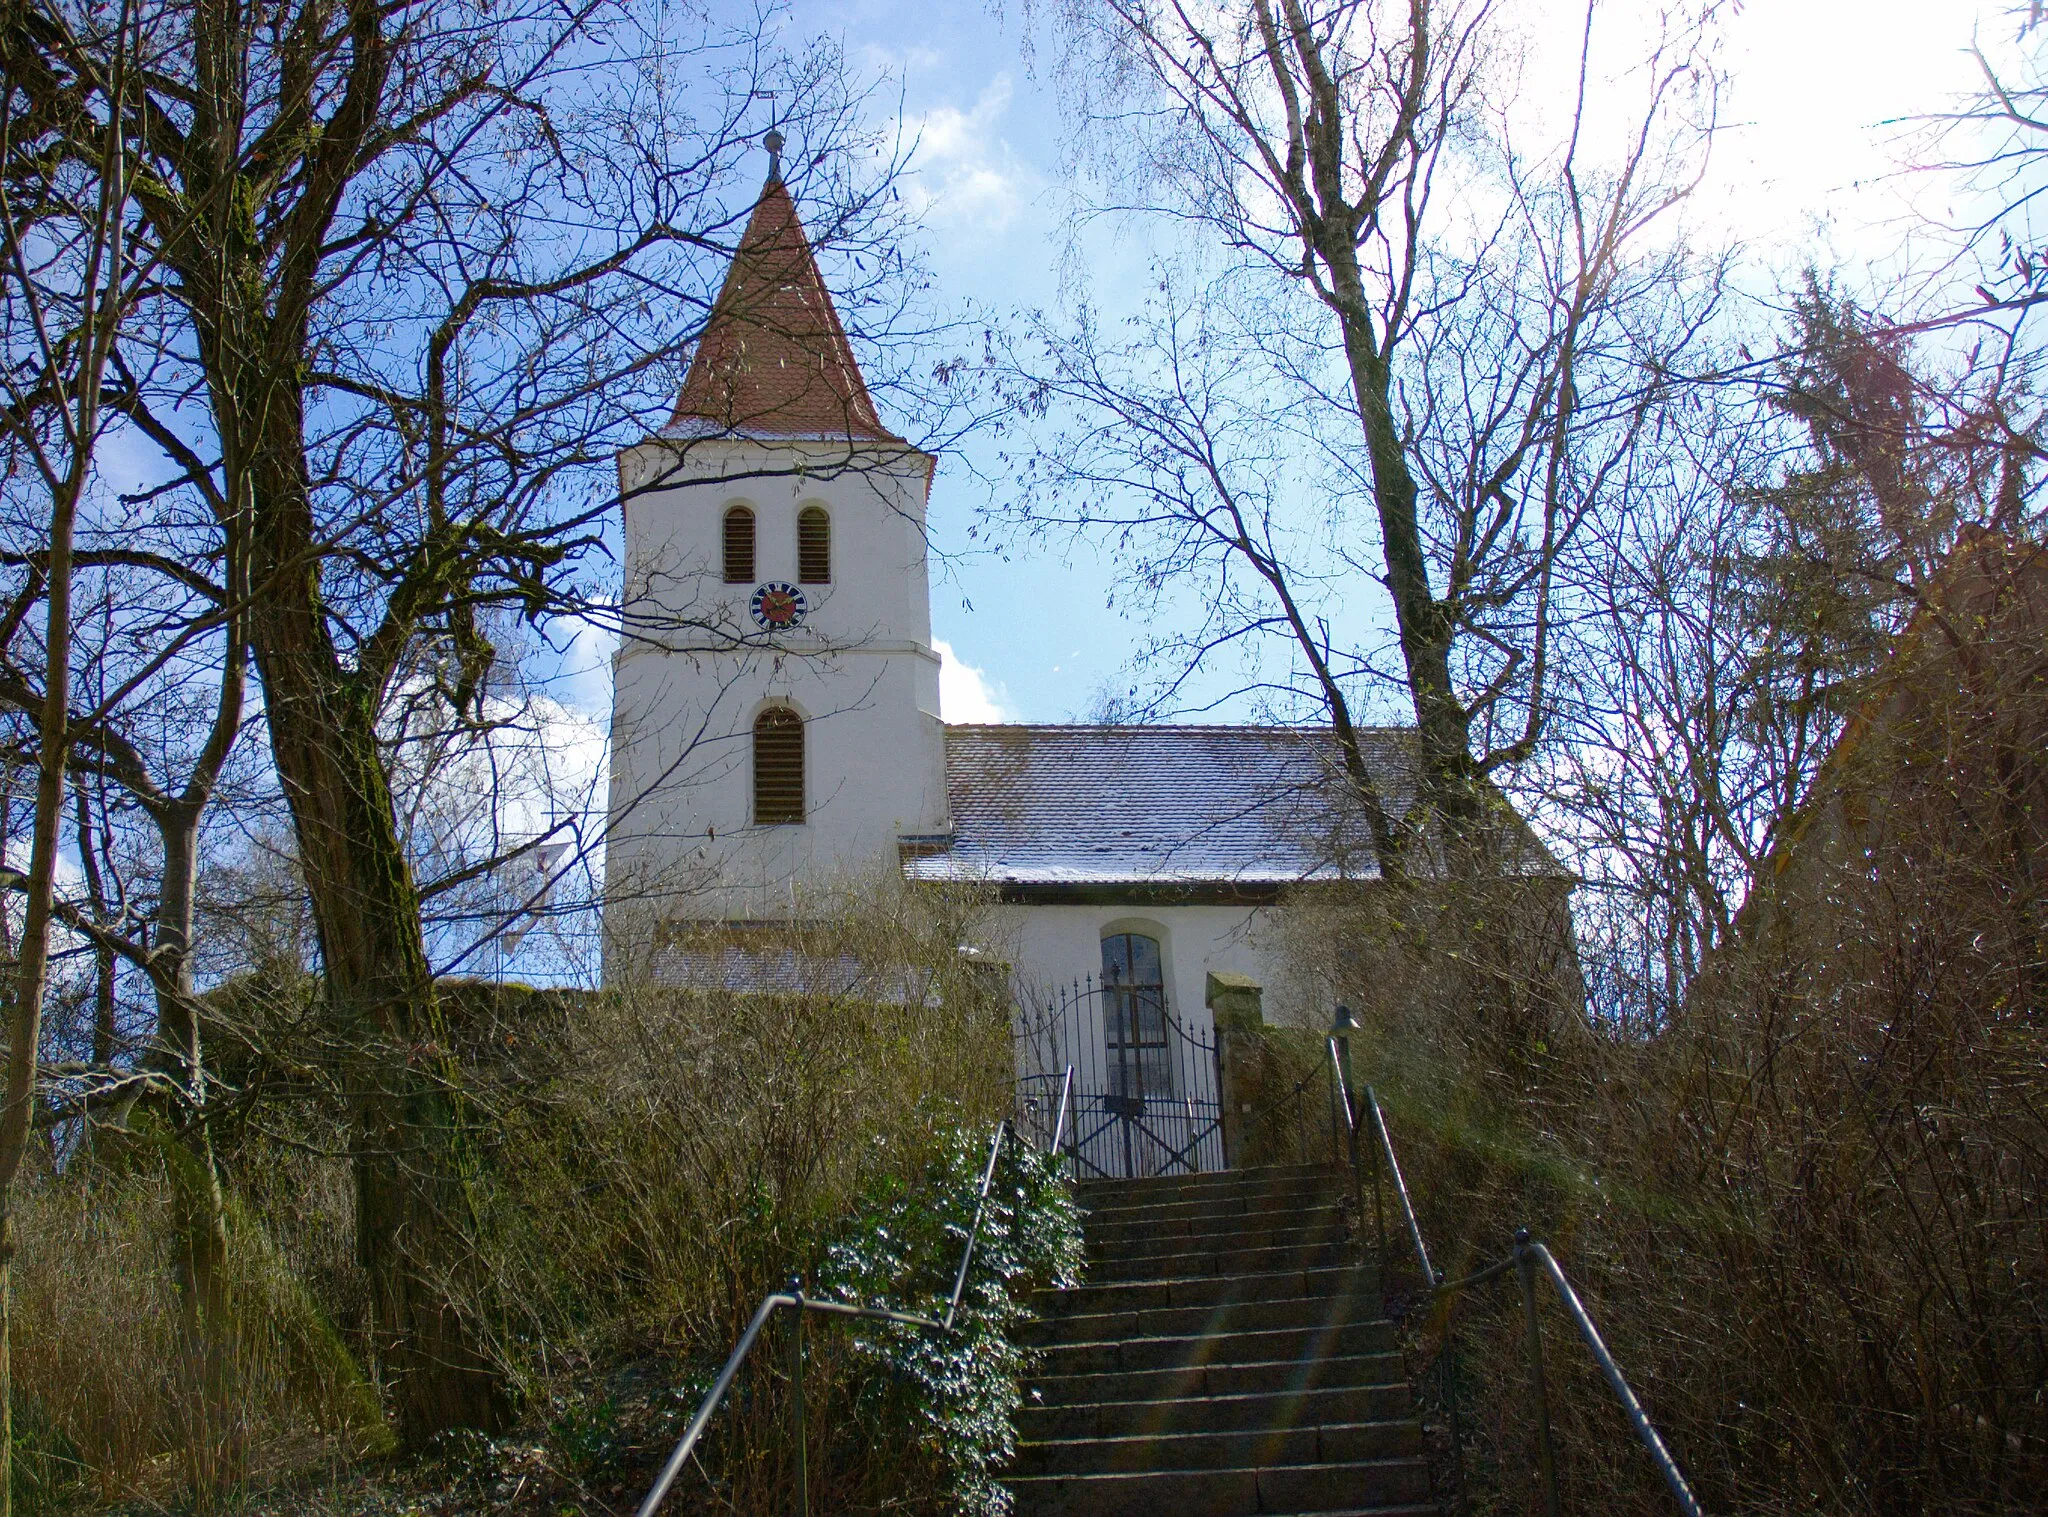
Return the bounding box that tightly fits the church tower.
[607,140,948,947]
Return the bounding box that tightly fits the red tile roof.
[669,174,899,442]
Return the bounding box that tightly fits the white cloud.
[858,42,945,76]
[549,608,617,722]
[935,639,1009,722]
[906,76,1031,242]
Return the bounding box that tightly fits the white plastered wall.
[986,900,1307,1057]
[606,435,948,941]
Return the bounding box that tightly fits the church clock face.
[749,581,808,631]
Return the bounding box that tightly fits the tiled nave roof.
[902,724,1561,889]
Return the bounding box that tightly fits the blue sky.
[535,0,2017,732]
[770,0,2015,724]
[381,0,2032,979]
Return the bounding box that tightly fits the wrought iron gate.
[1016,975,1224,1179]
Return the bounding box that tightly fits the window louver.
[723,506,755,584]
[797,506,831,584]
[753,708,804,824]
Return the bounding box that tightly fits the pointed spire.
[668,134,898,442]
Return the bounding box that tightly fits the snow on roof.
[901,724,1428,890]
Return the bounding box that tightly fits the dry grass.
[21,872,1018,1514]
[1287,701,2048,1515]
[13,1155,385,1512]
[15,1167,185,1507]
[454,878,1013,1374]
[439,879,1019,1512]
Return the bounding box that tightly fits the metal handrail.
[1013,1065,1075,1164]
[1329,1037,1435,1287]
[1049,1063,1073,1156]
[1326,1017,1704,1517]
[634,1286,948,1517]
[1368,1090,1435,1287]
[1324,1035,1366,1268]
[941,1118,1008,1331]
[1523,1234,1702,1517]
[637,1072,1077,1517]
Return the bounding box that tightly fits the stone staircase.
[1006,1162,1435,1516]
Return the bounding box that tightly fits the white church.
[604,149,1514,1172]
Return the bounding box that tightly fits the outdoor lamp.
[1330,1003,1360,1105]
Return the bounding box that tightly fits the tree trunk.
[239,397,509,1442]
[0,437,81,1517]
[91,945,115,1064]
[1260,0,1496,867]
[73,782,117,1066]
[1330,286,1487,858]
[154,821,239,1488]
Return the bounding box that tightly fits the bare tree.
[1536,279,2048,1028]
[0,0,935,1441]
[0,439,256,1486]
[0,2,141,1506]
[1912,10,2048,329]
[1003,0,1721,870]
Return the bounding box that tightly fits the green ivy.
[821,1128,1082,1515]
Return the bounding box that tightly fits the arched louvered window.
[753,707,805,824]
[797,505,831,584]
[723,506,756,584]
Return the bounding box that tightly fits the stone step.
[1033,1353,1409,1411]
[1020,1382,1416,1441]
[1085,1235,1354,1283]
[1074,1162,1336,1204]
[1008,1165,1430,1517]
[1032,1334,1400,1392]
[1086,1203,1348,1252]
[1080,1173,1343,1222]
[1082,1186,1346,1231]
[1005,1457,1434,1516]
[1035,1264,1376,1318]
[1013,1417,1425,1477]
[1088,1216,1349,1265]
[1035,1315,1399,1377]
[1022,1284,1380,1350]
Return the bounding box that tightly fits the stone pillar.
[1207,971,1264,1168]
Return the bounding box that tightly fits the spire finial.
[763,128,785,182]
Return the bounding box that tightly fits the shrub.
[1307,849,2048,1515]
[819,1128,1083,1514]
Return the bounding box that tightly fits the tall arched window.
[723,505,756,584]
[797,505,831,584]
[1101,931,1173,1105]
[753,707,805,824]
